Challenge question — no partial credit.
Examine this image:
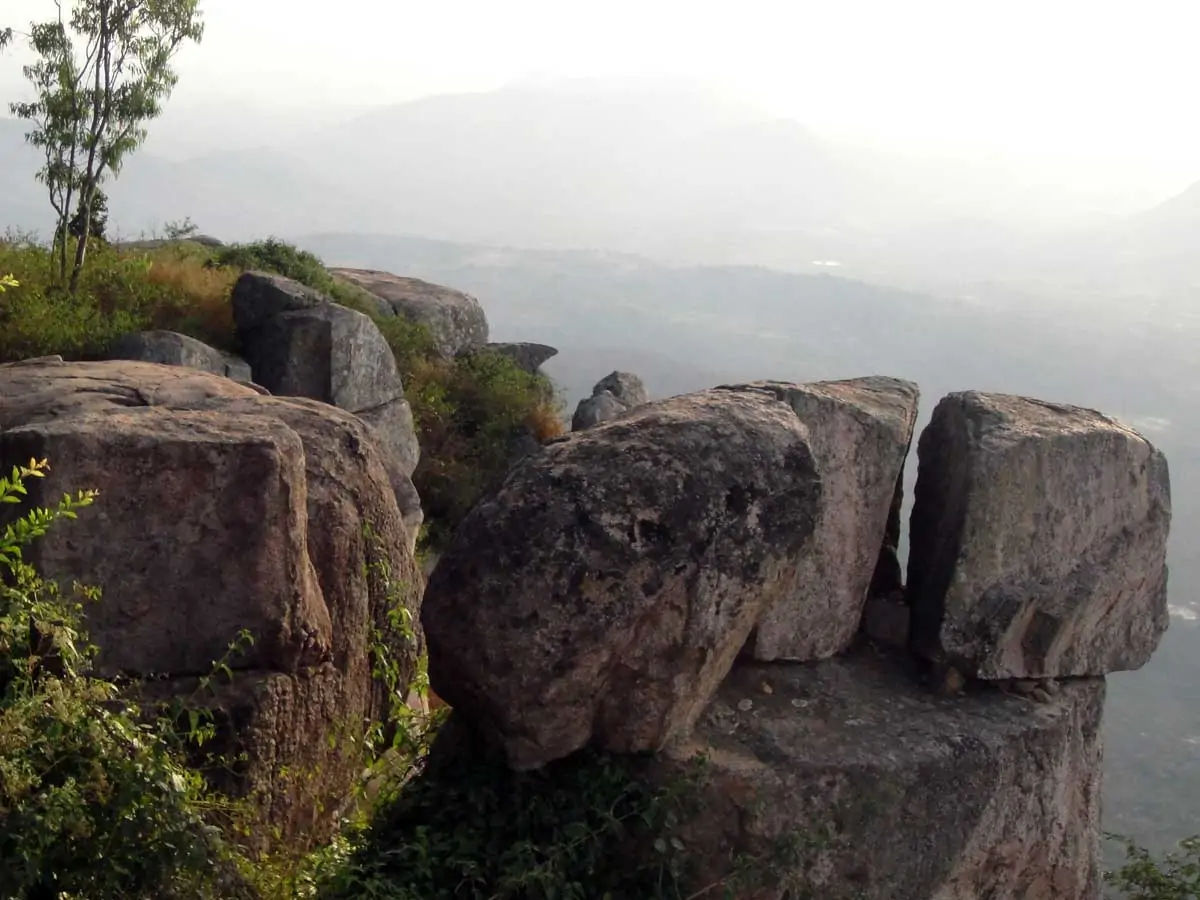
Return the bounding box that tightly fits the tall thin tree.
[10,1,203,292]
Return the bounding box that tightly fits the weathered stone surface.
[487,341,558,373]
[594,370,648,406]
[233,271,421,479]
[908,392,1170,679]
[231,270,325,333]
[331,268,489,358]
[356,396,421,479]
[107,330,253,382]
[0,359,423,848]
[571,390,627,430]
[423,387,822,768]
[734,378,918,661]
[659,649,1104,900]
[3,410,330,677]
[572,370,648,430]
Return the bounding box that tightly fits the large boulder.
[908,392,1170,679]
[571,370,648,430]
[232,272,422,536]
[107,330,252,382]
[736,378,919,661]
[423,387,822,769]
[330,268,489,359]
[0,358,423,848]
[658,649,1104,900]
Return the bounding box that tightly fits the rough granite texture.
[733,378,919,661]
[0,359,423,848]
[660,649,1104,900]
[908,391,1170,679]
[330,267,489,358]
[423,387,822,768]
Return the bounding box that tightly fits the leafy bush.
[1107,834,1200,899]
[0,459,243,899]
[312,722,704,900]
[410,350,563,550]
[0,238,239,360]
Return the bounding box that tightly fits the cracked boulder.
[0,358,423,848]
[734,378,919,661]
[423,386,822,768]
[232,271,422,538]
[656,649,1104,900]
[908,392,1170,679]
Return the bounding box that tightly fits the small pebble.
[1031,688,1053,704]
[737,698,754,712]
[760,681,773,695]
[791,698,809,709]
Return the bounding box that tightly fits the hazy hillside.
[6,78,1195,290]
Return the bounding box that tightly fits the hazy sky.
[4,0,1200,201]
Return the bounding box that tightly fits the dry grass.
[525,400,568,442]
[145,256,239,349]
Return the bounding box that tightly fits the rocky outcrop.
[422,373,1170,898]
[0,358,423,848]
[232,271,422,537]
[423,387,822,768]
[736,378,919,661]
[107,330,252,382]
[330,268,489,359]
[659,649,1104,900]
[571,370,647,430]
[486,341,558,373]
[908,392,1171,679]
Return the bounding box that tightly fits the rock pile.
[0,358,424,849]
[422,380,1170,898]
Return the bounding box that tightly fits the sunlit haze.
[5,0,1200,208]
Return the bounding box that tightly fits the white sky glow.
[4,0,1200,203]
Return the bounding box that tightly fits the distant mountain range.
[3,79,1196,297]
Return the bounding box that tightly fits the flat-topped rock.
[733,378,919,661]
[908,392,1170,679]
[330,268,489,358]
[660,649,1103,899]
[486,341,558,373]
[423,386,822,768]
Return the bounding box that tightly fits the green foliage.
[1106,834,1200,899]
[0,237,238,360]
[0,459,241,899]
[10,0,204,290]
[312,730,706,900]
[412,349,562,550]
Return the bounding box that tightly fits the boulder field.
[423,380,1169,899]
[0,336,1171,896]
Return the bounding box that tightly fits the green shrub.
[311,723,703,900]
[1106,834,1200,898]
[0,459,244,899]
[411,349,563,550]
